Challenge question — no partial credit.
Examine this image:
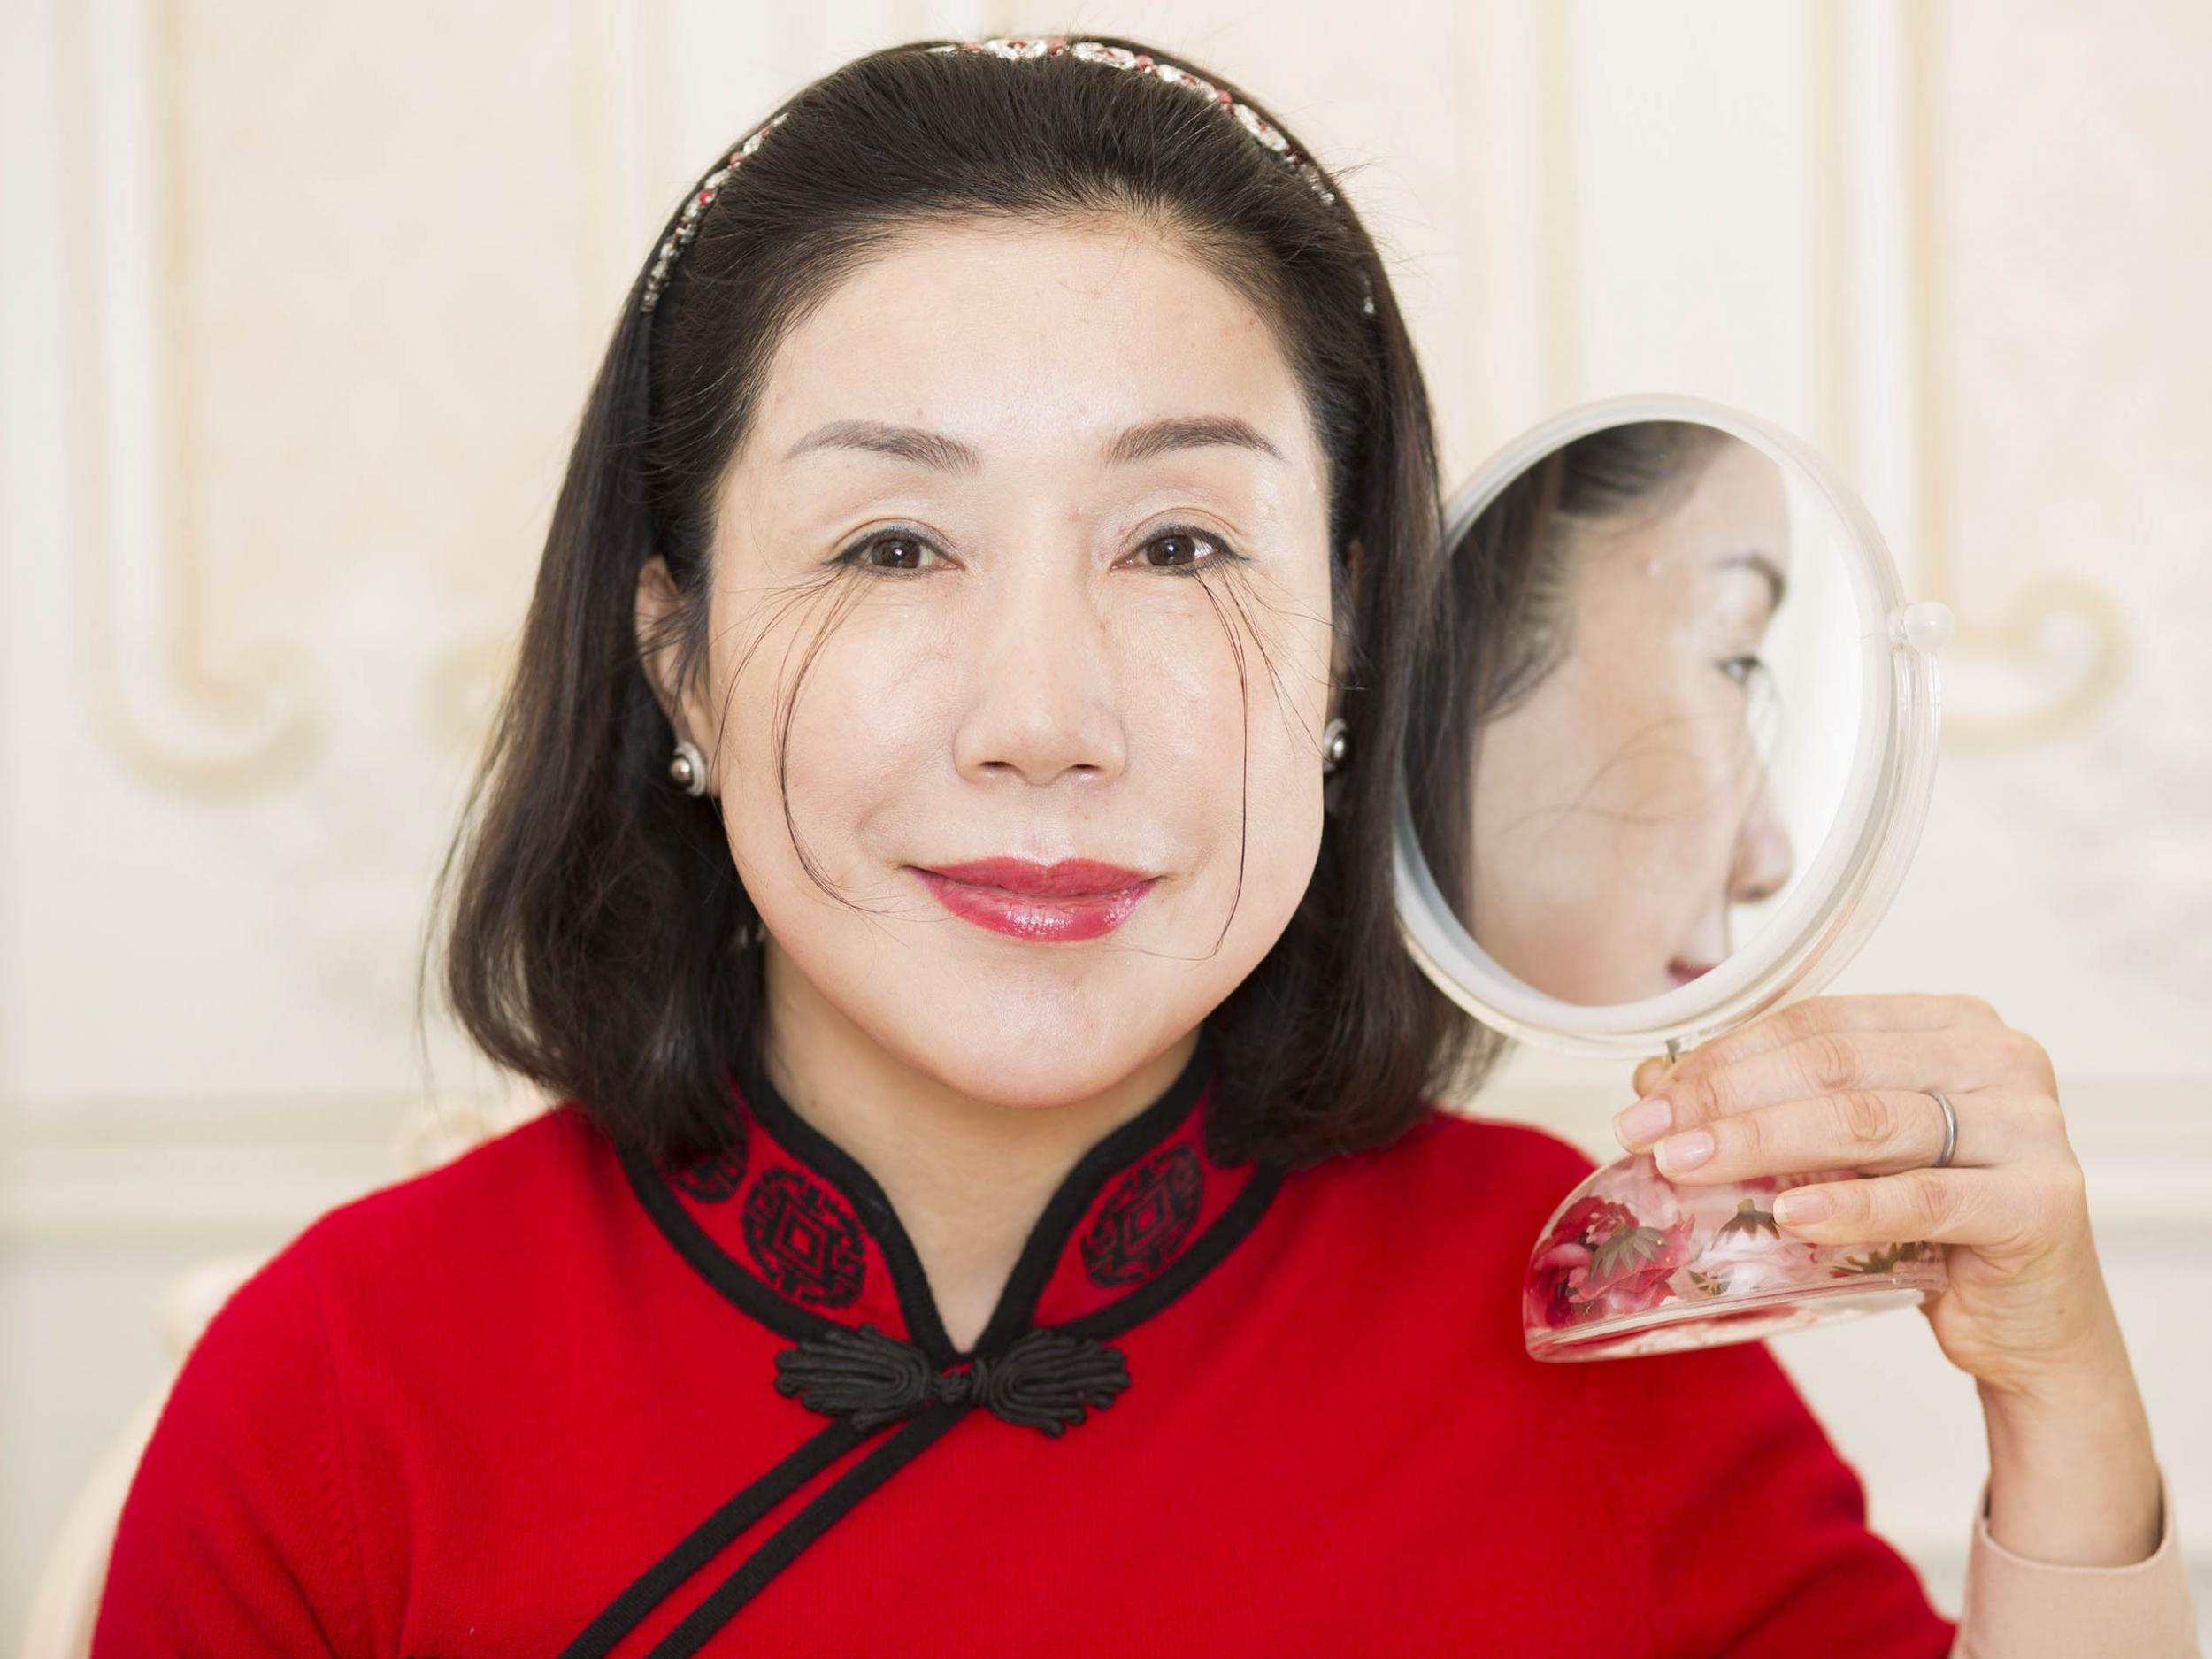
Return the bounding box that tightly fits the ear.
[634,555,716,786]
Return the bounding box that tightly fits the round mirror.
[1394,394,1955,1361]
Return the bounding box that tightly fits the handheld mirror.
[1393,394,1955,1362]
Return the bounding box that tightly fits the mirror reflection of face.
[1469,433,1796,1005]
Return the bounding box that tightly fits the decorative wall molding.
[58,0,330,800]
[1893,1,2130,745]
[53,0,678,801]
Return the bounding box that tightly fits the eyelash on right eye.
[830,527,939,576]
[1718,653,1768,687]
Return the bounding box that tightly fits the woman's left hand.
[1614,993,2119,1397]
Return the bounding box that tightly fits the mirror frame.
[1391,392,1947,1058]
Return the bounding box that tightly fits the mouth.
[914,857,1158,942]
[1665,959,1718,988]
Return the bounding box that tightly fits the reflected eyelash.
[1718,654,1768,687]
[827,523,1251,579]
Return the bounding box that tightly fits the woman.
[91,35,2197,1656]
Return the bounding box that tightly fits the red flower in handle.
[1525,1194,1698,1329]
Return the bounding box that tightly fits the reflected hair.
[1407,420,1731,923]
[423,36,1494,1171]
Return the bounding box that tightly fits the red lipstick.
[915,857,1156,942]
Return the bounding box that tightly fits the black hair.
[425,35,1494,1171]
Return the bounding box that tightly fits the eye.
[1717,654,1766,687]
[836,528,941,574]
[1129,525,1245,577]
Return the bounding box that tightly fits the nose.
[1728,767,1794,904]
[951,554,1128,788]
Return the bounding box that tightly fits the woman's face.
[640,221,1339,1108]
[1469,434,1796,1005]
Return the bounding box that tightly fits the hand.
[1612,994,2120,1398]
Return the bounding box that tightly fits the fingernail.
[1616,1096,1672,1145]
[1655,1127,1714,1172]
[1774,1190,1832,1225]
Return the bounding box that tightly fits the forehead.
[1671,438,1792,574]
[741,219,1323,476]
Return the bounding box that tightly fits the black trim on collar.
[956,1025,1217,1358]
[618,1143,846,1348]
[586,1025,1289,1652]
[729,1038,966,1366]
[1062,1156,1285,1343]
[631,1025,1223,1369]
[583,1160,1287,1655]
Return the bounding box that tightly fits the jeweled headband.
[639,36,1372,317]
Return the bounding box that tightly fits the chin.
[895,1018,1162,1109]
[898,949,1234,1102]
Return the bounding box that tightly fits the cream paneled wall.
[4,0,2208,1639]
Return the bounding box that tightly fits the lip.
[1666,959,1718,988]
[915,857,1157,942]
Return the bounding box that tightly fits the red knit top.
[92,1028,1957,1655]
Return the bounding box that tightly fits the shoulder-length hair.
[425,35,1499,1173]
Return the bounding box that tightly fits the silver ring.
[1927,1090,1957,1170]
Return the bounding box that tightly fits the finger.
[1616,1024,2011,1149]
[1651,1089,1970,1183]
[1673,995,1997,1080]
[1768,1164,2077,1252]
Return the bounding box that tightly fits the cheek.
[1121,595,1308,815]
[1144,580,1334,904]
[792,612,957,850]
[1578,653,1753,873]
[1480,669,1689,958]
[703,588,917,877]
[1676,683,1764,874]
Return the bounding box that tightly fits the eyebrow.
[785,419,979,471]
[1102,414,1285,467]
[1716,550,1788,611]
[782,414,1285,471]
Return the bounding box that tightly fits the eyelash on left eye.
[1130,523,1248,578]
[1718,654,1767,686]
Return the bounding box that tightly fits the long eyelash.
[1140,523,1249,578]
[828,525,938,576]
[828,523,1252,577]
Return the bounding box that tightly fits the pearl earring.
[668,739,708,797]
[1321,716,1349,776]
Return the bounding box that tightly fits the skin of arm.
[1973,1271,2163,1563]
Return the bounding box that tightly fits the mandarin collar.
[620,1023,1281,1368]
